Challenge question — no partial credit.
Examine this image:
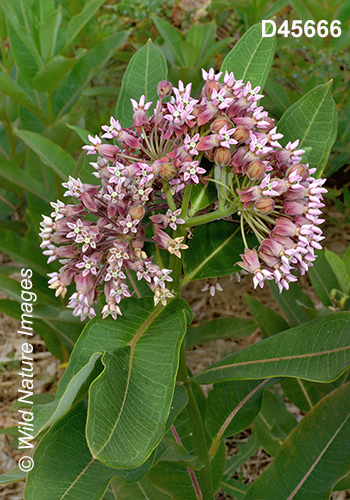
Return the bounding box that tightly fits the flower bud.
[157,80,172,98]
[129,205,145,220]
[286,163,309,180]
[214,147,231,167]
[254,197,275,214]
[97,144,119,162]
[232,125,250,144]
[246,160,266,180]
[159,162,177,180]
[211,116,232,133]
[204,149,215,162]
[202,80,220,99]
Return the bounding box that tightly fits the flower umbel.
[40,71,326,319]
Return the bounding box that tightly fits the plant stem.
[176,344,214,499]
[163,179,177,212]
[169,225,187,296]
[184,204,239,228]
[185,381,214,499]
[181,184,192,219]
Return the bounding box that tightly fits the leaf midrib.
[94,303,164,456]
[200,344,350,376]
[286,411,350,499]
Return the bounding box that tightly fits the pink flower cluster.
[39,68,326,319]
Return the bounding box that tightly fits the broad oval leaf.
[32,352,102,437]
[245,382,350,500]
[192,312,350,385]
[115,39,167,128]
[183,221,257,282]
[25,401,156,500]
[277,81,338,176]
[86,298,190,468]
[220,22,276,90]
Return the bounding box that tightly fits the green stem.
[185,381,214,499]
[181,184,192,219]
[163,180,177,212]
[169,225,187,296]
[176,345,214,499]
[184,204,239,228]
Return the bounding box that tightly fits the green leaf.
[277,82,338,176]
[0,156,50,202]
[245,383,350,499]
[12,393,54,411]
[308,250,340,306]
[67,123,90,143]
[25,401,157,500]
[15,129,76,180]
[0,73,46,123]
[0,467,26,486]
[205,379,275,442]
[223,433,259,478]
[334,474,350,492]
[111,476,171,499]
[221,478,249,499]
[39,8,62,61]
[186,317,257,348]
[86,299,189,468]
[115,39,167,128]
[220,21,276,89]
[252,389,297,457]
[153,16,184,65]
[39,0,55,22]
[245,293,289,338]
[192,312,350,384]
[183,221,257,282]
[63,0,106,50]
[0,229,48,277]
[189,180,217,216]
[344,245,350,275]
[0,0,43,81]
[268,281,314,327]
[32,55,80,92]
[32,353,102,437]
[263,78,291,117]
[325,249,350,295]
[147,462,199,500]
[53,32,129,118]
[281,377,340,412]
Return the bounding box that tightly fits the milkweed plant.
[9,22,350,500]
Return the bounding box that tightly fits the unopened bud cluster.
[39,67,326,319]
